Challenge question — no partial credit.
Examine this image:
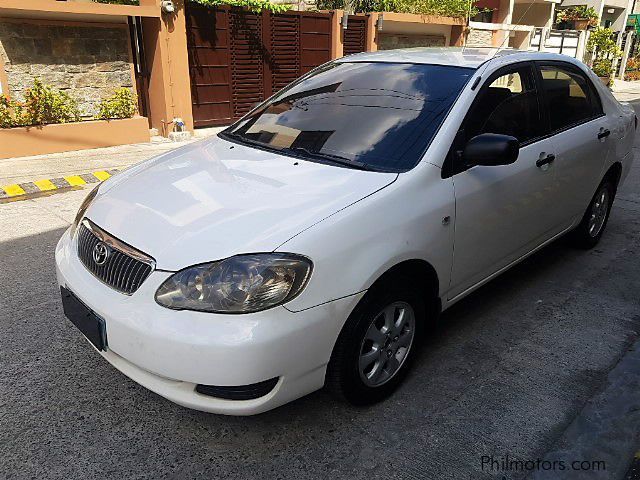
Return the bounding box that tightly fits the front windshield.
[220,61,474,172]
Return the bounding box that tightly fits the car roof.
[337,47,582,69]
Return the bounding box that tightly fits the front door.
[446,63,564,299]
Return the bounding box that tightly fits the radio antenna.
[463,0,474,53]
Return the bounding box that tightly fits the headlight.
[70,185,99,237]
[155,253,312,313]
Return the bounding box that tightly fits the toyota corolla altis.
[56,48,635,415]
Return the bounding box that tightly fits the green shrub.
[190,0,290,14]
[22,78,81,126]
[1,80,81,128]
[587,27,622,79]
[0,95,15,128]
[587,27,623,59]
[317,0,477,17]
[96,88,138,120]
[592,59,613,78]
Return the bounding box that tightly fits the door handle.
[597,129,611,139]
[536,154,555,168]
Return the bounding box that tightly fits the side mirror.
[462,133,519,167]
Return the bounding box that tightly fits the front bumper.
[55,227,364,415]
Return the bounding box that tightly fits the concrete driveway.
[1,109,639,479]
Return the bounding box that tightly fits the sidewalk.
[0,127,222,187]
[611,79,640,103]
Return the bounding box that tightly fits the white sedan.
[56,48,635,415]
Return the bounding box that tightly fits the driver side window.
[464,66,543,145]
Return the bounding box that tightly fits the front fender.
[278,164,455,314]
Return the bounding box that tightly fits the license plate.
[61,287,107,351]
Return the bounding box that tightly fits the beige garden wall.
[0,117,150,159]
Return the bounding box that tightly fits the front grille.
[77,220,155,295]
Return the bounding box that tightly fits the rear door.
[535,62,611,226]
[446,62,564,299]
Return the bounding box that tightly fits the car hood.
[86,136,397,271]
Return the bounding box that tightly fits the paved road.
[1,114,640,479]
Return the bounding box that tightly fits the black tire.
[325,279,426,406]
[570,176,616,249]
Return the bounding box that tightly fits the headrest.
[544,79,570,99]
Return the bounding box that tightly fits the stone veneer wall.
[466,29,493,47]
[378,34,446,50]
[0,21,134,118]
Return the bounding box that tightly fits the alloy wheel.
[358,301,416,387]
[588,186,610,238]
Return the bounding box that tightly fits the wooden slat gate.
[187,5,333,128]
[343,15,367,56]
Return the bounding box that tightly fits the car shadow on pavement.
[1,214,639,479]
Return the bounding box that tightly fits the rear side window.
[539,64,603,132]
[463,65,543,145]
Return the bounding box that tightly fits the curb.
[0,169,119,200]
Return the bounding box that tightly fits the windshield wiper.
[219,132,385,172]
[282,147,378,172]
[218,130,263,148]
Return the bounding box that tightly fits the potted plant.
[556,6,599,30]
[587,27,623,86]
[592,59,614,86]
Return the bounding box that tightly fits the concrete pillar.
[450,24,465,46]
[612,30,625,74]
[496,0,513,24]
[0,60,8,96]
[596,0,606,26]
[511,29,531,50]
[365,13,378,52]
[492,0,514,48]
[140,0,194,135]
[621,0,635,32]
[619,30,634,79]
[538,27,549,52]
[576,29,588,62]
[547,3,556,29]
[330,9,344,59]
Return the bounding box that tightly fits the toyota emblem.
[92,242,110,266]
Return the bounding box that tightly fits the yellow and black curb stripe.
[0,169,119,201]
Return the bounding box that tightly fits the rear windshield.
[220,62,474,172]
